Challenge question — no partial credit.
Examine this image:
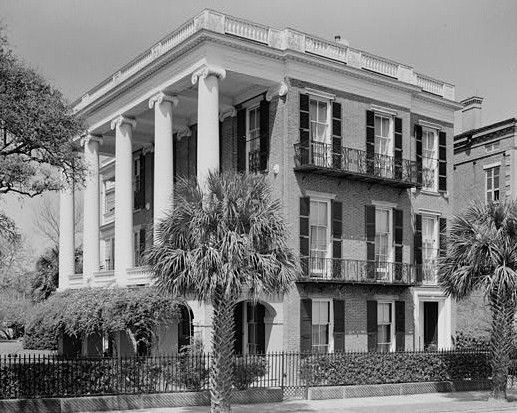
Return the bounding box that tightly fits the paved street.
[90,391,517,413]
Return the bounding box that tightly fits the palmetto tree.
[440,201,517,400]
[147,171,298,413]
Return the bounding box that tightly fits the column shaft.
[83,137,101,279]
[59,184,75,290]
[113,118,135,285]
[197,74,220,185]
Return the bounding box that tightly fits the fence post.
[280,352,285,392]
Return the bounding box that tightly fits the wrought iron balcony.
[294,141,421,188]
[299,257,417,285]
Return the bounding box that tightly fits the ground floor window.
[234,301,266,355]
[377,302,393,352]
[312,300,331,353]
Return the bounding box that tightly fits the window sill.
[420,189,441,197]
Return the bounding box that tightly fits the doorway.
[423,301,438,350]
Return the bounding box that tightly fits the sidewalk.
[92,391,517,413]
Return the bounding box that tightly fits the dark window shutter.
[439,218,447,258]
[332,201,342,279]
[394,209,403,281]
[366,111,375,174]
[233,303,243,355]
[139,153,146,209]
[365,205,376,279]
[190,125,197,179]
[333,299,345,352]
[219,121,223,173]
[438,131,447,191]
[415,125,423,185]
[414,214,423,282]
[300,299,312,353]
[300,94,310,165]
[300,197,310,275]
[257,304,266,354]
[394,118,403,180]
[367,300,378,352]
[395,301,405,351]
[332,102,342,169]
[237,109,246,172]
[173,133,178,183]
[259,98,270,171]
[139,228,146,262]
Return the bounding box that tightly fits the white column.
[149,92,178,241]
[111,116,136,285]
[82,135,102,280]
[191,65,226,186]
[59,181,75,290]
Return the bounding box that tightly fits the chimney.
[333,35,349,47]
[460,96,483,132]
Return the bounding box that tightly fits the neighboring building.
[453,97,517,339]
[59,9,461,356]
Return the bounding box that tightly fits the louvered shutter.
[299,94,310,165]
[259,99,270,171]
[332,102,342,169]
[300,197,310,276]
[394,209,403,281]
[367,300,378,352]
[439,218,447,258]
[257,304,266,354]
[414,214,423,282]
[415,125,423,185]
[332,201,343,279]
[139,228,146,266]
[365,205,376,279]
[219,121,223,173]
[394,117,403,180]
[438,131,447,191]
[395,301,405,351]
[237,109,246,172]
[366,111,375,175]
[233,303,243,355]
[333,299,345,352]
[300,299,312,353]
[190,125,197,179]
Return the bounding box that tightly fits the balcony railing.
[294,141,421,188]
[300,257,417,285]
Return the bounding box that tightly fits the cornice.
[454,125,515,154]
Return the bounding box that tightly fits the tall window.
[486,166,500,203]
[375,208,392,279]
[310,98,330,167]
[422,216,438,282]
[246,106,261,172]
[104,180,115,216]
[422,128,438,191]
[133,229,145,267]
[247,303,259,354]
[312,300,330,353]
[377,302,393,352]
[374,115,392,156]
[104,238,114,270]
[310,200,330,275]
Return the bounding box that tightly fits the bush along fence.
[0,350,492,400]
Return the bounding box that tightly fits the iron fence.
[294,141,421,186]
[0,349,491,399]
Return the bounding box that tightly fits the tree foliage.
[0,28,85,197]
[147,171,298,413]
[439,201,517,400]
[24,287,180,350]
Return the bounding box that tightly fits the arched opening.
[178,304,194,352]
[233,301,275,355]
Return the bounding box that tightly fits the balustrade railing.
[300,257,417,284]
[294,141,421,187]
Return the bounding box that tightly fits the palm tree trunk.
[210,291,235,413]
[489,295,515,400]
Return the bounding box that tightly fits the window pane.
[382,118,389,137]
[318,101,327,122]
[310,100,317,121]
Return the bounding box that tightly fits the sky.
[1,0,516,254]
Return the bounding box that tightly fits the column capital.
[148,92,179,109]
[176,125,192,140]
[110,115,137,131]
[80,133,103,147]
[266,80,289,101]
[191,64,226,85]
[219,106,236,122]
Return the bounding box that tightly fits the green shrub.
[300,351,490,386]
[232,356,268,390]
[453,332,489,350]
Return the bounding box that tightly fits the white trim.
[370,104,398,117]
[376,300,396,352]
[305,190,337,200]
[311,298,334,353]
[483,162,501,170]
[305,87,335,101]
[418,119,443,131]
[418,208,442,217]
[371,200,397,208]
